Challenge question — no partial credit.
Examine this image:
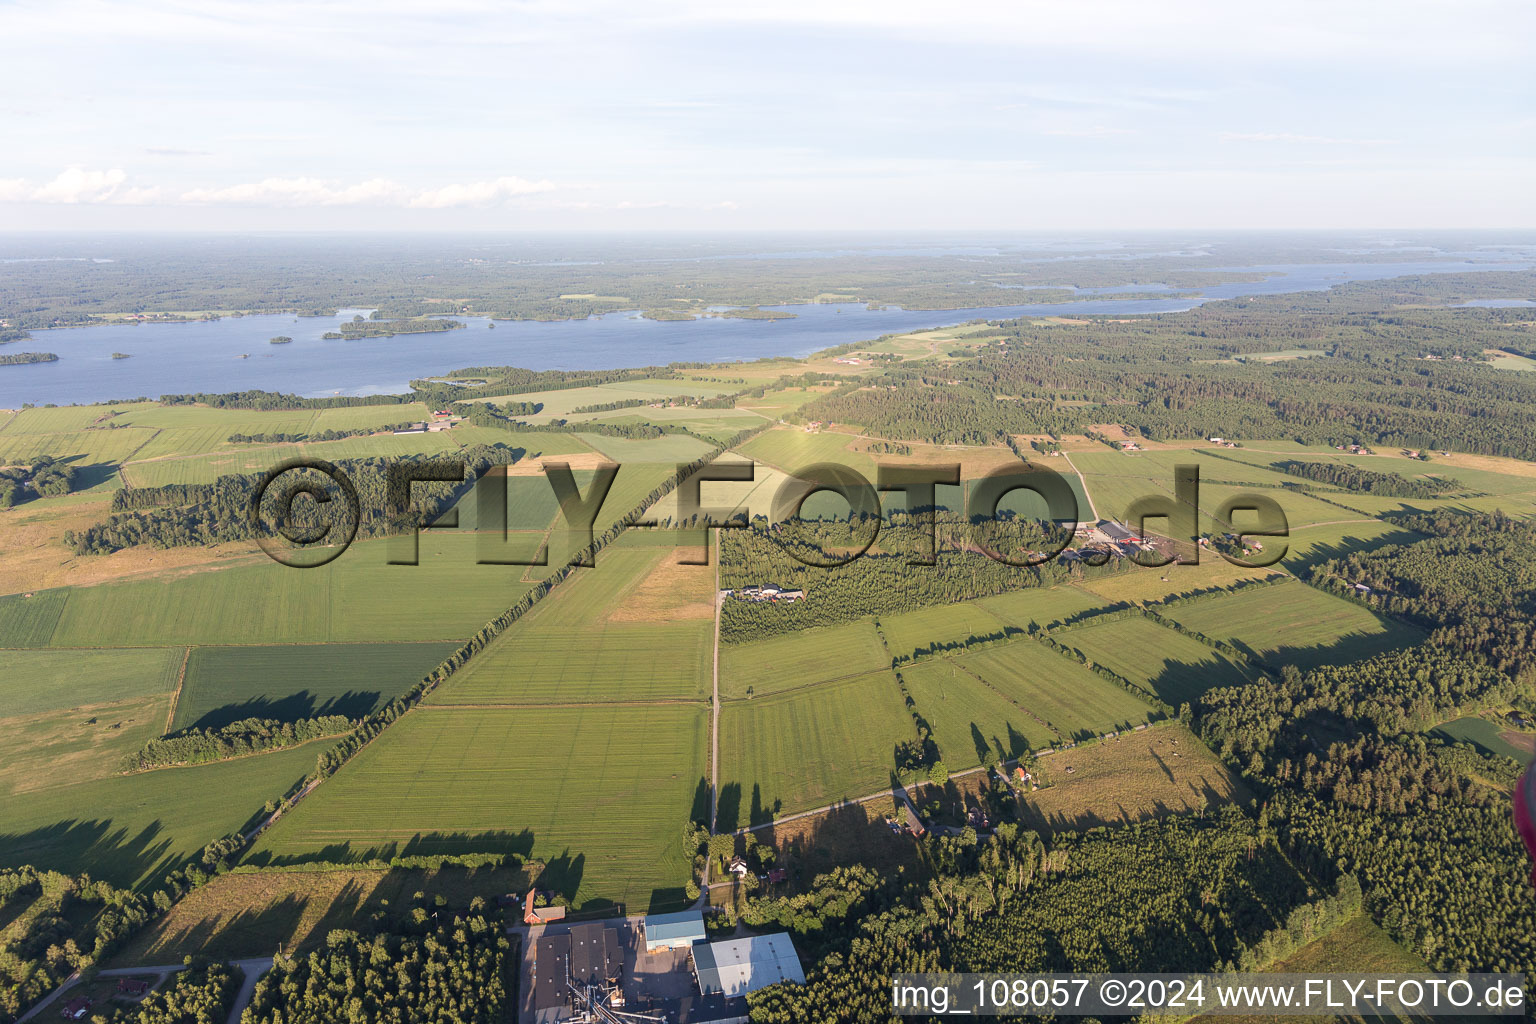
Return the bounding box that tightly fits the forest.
[0,456,78,508]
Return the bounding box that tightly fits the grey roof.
[643,909,707,946]
[694,933,805,997]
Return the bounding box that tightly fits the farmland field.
[0,647,183,716]
[0,588,71,647]
[246,704,707,912]
[1161,580,1424,671]
[718,670,914,819]
[461,379,731,424]
[0,740,323,889]
[719,619,888,699]
[173,642,461,730]
[0,695,170,794]
[44,534,535,647]
[1430,716,1535,764]
[1019,724,1250,833]
[429,546,713,704]
[951,641,1159,739]
[974,585,1109,632]
[1056,615,1254,705]
[734,427,876,477]
[574,431,715,465]
[878,600,1010,662]
[900,658,1051,766]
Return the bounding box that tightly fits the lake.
[1,257,1530,407]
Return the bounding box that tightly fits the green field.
[173,642,461,731]
[719,619,888,699]
[247,704,707,912]
[42,535,534,647]
[1161,580,1423,671]
[0,741,322,889]
[901,659,1051,767]
[734,427,877,477]
[1430,716,1535,764]
[0,647,184,716]
[0,589,72,647]
[430,546,712,704]
[0,695,170,796]
[974,585,1109,631]
[1056,615,1253,705]
[574,432,715,465]
[718,670,915,819]
[951,641,1159,740]
[462,379,731,424]
[878,601,1010,662]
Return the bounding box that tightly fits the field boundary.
[163,646,192,734]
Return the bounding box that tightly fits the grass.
[1056,616,1254,706]
[45,534,535,647]
[734,426,877,478]
[1430,716,1535,764]
[460,380,731,424]
[1019,723,1250,831]
[1280,519,1425,573]
[0,695,170,795]
[1162,580,1424,671]
[0,740,322,889]
[974,586,1109,631]
[429,546,713,704]
[573,432,715,465]
[878,601,1010,662]
[949,641,1158,740]
[173,642,462,731]
[900,659,1050,766]
[719,620,889,699]
[718,670,915,819]
[0,647,184,716]
[246,704,707,913]
[110,862,535,966]
[1075,558,1277,605]
[0,588,71,647]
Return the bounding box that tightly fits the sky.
[1,0,1533,231]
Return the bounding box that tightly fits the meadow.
[462,379,732,424]
[734,426,877,478]
[1429,716,1534,764]
[1056,615,1254,705]
[42,534,535,647]
[0,588,71,647]
[1161,580,1424,671]
[0,695,170,794]
[878,600,1010,663]
[428,545,713,704]
[974,585,1109,632]
[173,642,461,730]
[718,670,915,819]
[0,740,323,889]
[899,658,1050,766]
[718,619,889,699]
[1018,724,1250,833]
[246,704,708,912]
[949,641,1159,740]
[0,647,183,716]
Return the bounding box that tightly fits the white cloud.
[1221,132,1395,146]
[0,178,28,202]
[180,177,413,206]
[407,176,557,209]
[29,167,127,203]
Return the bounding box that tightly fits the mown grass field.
[111,863,535,966]
[0,647,184,716]
[429,546,712,704]
[1162,580,1423,671]
[462,379,732,424]
[974,586,1109,632]
[1020,724,1250,833]
[0,589,71,647]
[878,601,1010,663]
[1056,615,1254,705]
[0,695,170,794]
[719,619,888,699]
[1430,715,1535,764]
[247,705,707,912]
[173,642,461,730]
[574,432,715,465]
[900,658,1050,766]
[42,535,534,647]
[734,426,877,478]
[951,641,1158,740]
[718,670,914,818]
[0,740,322,889]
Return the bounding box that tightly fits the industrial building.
[642,910,707,952]
[691,934,805,999]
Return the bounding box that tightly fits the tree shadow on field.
[187,690,384,732]
[715,782,742,834]
[748,784,780,830]
[242,828,537,872]
[0,819,180,892]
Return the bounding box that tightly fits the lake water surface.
[2,257,1530,407]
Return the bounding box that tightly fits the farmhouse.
[643,909,707,952]
[393,422,428,435]
[116,977,152,996]
[692,933,806,999]
[59,997,92,1021]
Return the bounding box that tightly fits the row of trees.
[120,716,355,771]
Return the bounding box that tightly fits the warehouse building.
[692,933,805,998]
[643,909,708,952]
